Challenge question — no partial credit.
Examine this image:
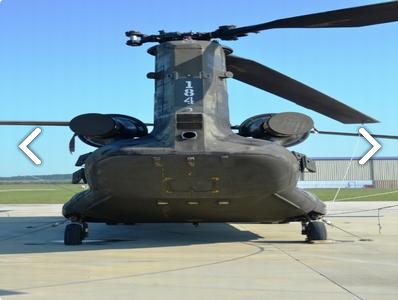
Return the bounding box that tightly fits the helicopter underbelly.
[63,148,326,223]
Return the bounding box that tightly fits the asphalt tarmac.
[0,202,397,300]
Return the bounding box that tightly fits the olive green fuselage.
[63,40,326,223]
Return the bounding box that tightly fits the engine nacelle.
[238,112,313,147]
[70,113,148,147]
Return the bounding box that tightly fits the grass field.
[306,188,398,201]
[0,183,397,204]
[0,183,84,204]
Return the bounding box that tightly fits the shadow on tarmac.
[0,216,272,255]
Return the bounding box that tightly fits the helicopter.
[2,1,398,245]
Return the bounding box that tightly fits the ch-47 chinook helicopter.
[2,2,398,245]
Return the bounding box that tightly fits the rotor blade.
[216,2,398,39]
[0,121,70,126]
[226,55,377,124]
[0,121,155,127]
[312,130,398,140]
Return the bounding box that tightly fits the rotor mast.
[146,39,233,148]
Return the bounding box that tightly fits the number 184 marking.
[184,80,194,105]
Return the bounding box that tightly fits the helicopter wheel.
[64,222,88,245]
[302,220,327,242]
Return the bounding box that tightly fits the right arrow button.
[359,127,381,165]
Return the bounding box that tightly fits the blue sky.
[0,0,397,176]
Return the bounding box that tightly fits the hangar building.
[299,157,398,188]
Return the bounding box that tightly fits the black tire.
[64,223,83,245]
[306,221,327,241]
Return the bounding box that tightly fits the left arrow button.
[19,128,42,165]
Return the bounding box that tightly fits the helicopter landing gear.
[64,220,88,245]
[302,220,327,242]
